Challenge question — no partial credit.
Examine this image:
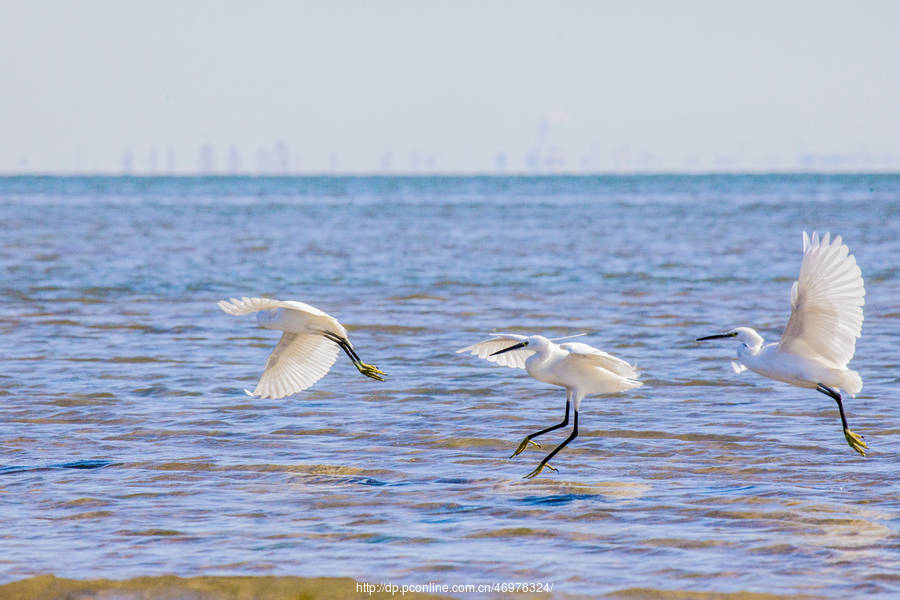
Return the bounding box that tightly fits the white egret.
[218,297,384,399]
[697,231,867,455]
[458,334,642,478]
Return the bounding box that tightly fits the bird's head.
[696,327,763,349]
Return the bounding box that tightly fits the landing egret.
[697,231,867,455]
[218,297,384,399]
[458,334,642,478]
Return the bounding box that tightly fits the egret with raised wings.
[458,334,642,478]
[218,297,384,399]
[697,231,867,455]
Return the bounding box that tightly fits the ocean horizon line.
[1,170,899,179]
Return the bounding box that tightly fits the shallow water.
[1,175,899,598]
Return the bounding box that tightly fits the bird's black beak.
[696,332,738,341]
[490,342,527,356]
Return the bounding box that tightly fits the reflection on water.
[1,175,899,598]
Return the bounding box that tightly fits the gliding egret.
[697,231,867,455]
[458,334,642,478]
[218,297,384,399]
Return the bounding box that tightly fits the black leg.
[816,383,867,456]
[323,331,354,359]
[510,399,570,458]
[816,383,849,429]
[524,410,579,479]
[322,331,384,381]
[341,337,364,363]
[323,331,365,365]
[531,400,571,438]
[324,332,359,363]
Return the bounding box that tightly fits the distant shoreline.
[1,171,899,178]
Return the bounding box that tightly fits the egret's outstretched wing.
[550,333,587,343]
[561,342,640,379]
[778,231,865,369]
[456,334,534,369]
[251,332,340,399]
[218,296,329,318]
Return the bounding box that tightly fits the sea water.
[1,175,899,597]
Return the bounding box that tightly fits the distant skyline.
[2,1,899,174]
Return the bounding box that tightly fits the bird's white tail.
[836,368,862,397]
[621,378,643,390]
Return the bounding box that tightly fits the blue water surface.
[0,175,898,597]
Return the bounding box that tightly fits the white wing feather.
[456,334,534,369]
[561,342,640,378]
[778,231,865,369]
[251,332,340,399]
[217,296,331,318]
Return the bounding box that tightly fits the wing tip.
[805,230,853,252]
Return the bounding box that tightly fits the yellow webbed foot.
[510,437,542,459]
[844,427,867,457]
[523,462,558,479]
[358,362,385,381]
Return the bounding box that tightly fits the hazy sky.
[1,0,898,173]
